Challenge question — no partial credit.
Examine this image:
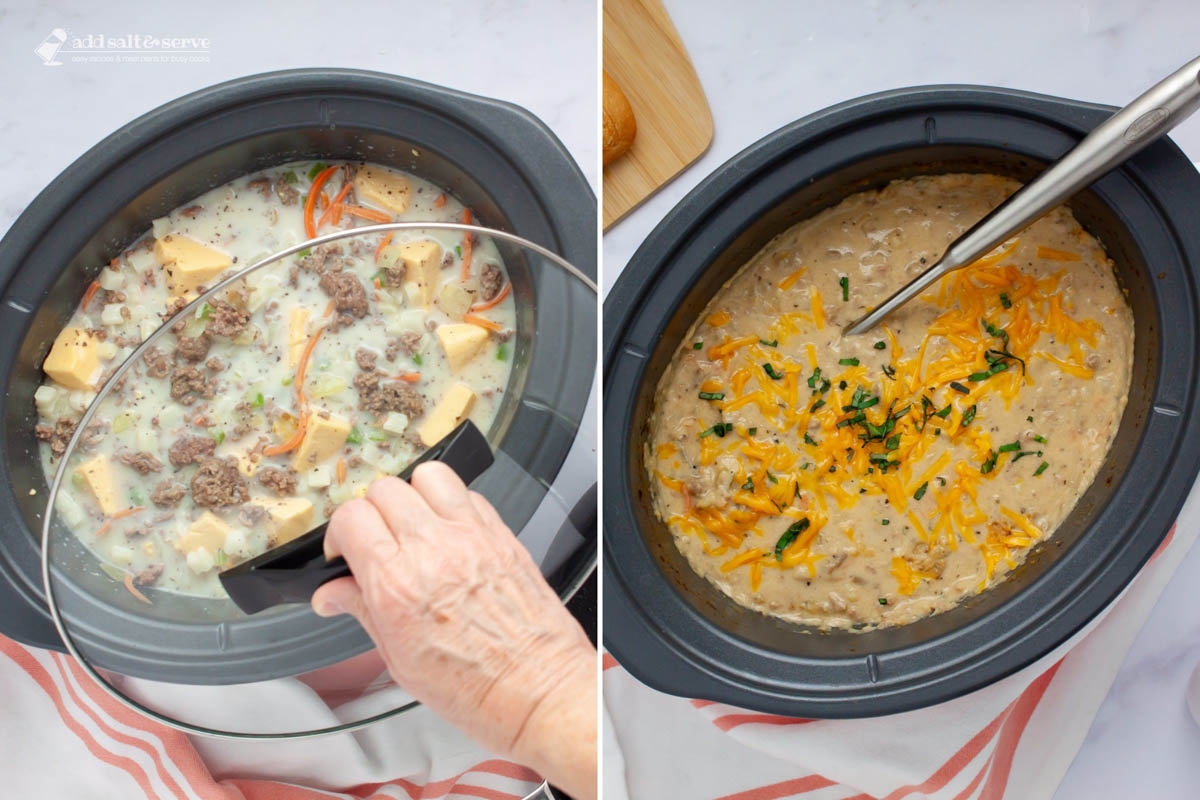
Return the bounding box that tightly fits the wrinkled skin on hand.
[312,463,596,800]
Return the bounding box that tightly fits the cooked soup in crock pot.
[647,174,1133,630]
[36,161,515,598]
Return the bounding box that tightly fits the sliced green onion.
[961,405,977,426]
[913,482,929,501]
[839,357,860,366]
[1000,292,1012,308]
[698,391,724,401]
[759,339,778,347]
[949,381,969,394]
[774,518,811,561]
[874,341,887,350]
[839,276,850,301]
[693,341,703,350]
[1034,461,1049,476]
[763,363,784,380]
[307,162,328,180]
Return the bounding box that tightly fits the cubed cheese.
[290,410,351,470]
[154,234,232,296]
[383,240,442,306]
[435,324,490,372]
[76,457,119,515]
[353,165,411,215]
[250,496,314,547]
[418,383,476,446]
[175,511,230,556]
[43,327,102,391]
[287,307,311,367]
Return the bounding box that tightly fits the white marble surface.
[603,1,1200,797]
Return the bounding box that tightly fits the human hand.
[311,463,596,800]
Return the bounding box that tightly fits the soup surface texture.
[37,161,515,598]
[647,174,1133,630]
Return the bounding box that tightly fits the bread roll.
[603,70,637,166]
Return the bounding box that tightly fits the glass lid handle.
[218,420,494,614]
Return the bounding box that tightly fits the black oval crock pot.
[603,86,1200,718]
[0,69,595,684]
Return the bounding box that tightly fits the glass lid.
[40,223,596,738]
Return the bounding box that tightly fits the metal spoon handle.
[845,53,1200,335]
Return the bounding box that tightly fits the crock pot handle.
[218,420,494,615]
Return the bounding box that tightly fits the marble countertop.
[603,1,1200,797]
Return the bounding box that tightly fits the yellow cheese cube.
[287,307,311,367]
[418,383,476,447]
[76,457,119,516]
[44,327,102,391]
[436,323,489,372]
[290,410,351,470]
[382,240,442,306]
[175,511,230,556]
[154,234,232,296]
[251,496,314,547]
[353,165,411,215]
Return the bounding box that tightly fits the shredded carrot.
[374,233,393,263]
[316,182,353,230]
[463,313,502,332]
[319,191,329,209]
[434,194,447,208]
[373,277,383,290]
[123,574,152,605]
[470,283,510,312]
[264,409,308,456]
[396,372,421,383]
[460,209,473,281]
[304,166,339,238]
[342,205,392,223]
[95,506,145,538]
[336,457,347,486]
[323,299,335,318]
[81,280,101,311]
[294,326,325,405]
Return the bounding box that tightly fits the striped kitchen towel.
[0,635,544,799]
[603,475,1200,799]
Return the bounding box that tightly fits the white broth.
[37,161,515,598]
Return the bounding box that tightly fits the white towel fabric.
[603,477,1200,800]
[0,628,544,799]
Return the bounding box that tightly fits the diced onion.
[100,304,126,326]
[97,341,118,360]
[56,491,84,527]
[98,269,125,290]
[187,548,215,574]
[223,529,249,558]
[382,412,410,435]
[109,545,133,565]
[307,465,332,489]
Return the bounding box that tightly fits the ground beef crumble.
[175,333,211,362]
[258,467,298,496]
[167,435,216,467]
[318,269,369,319]
[386,332,422,362]
[190,457,249,507]
[355,348,377,371]
[205,301,250,338]
[133,563,164,587]
[143,347,172,378]
[150,479,187,507]
[35,418,76,458]
[353,371,425,416]
[169,365,214,405]
[480,263,504,301]
[117,450,163,475]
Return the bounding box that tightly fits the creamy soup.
[37,161,515,598]
[647,174,1133,630]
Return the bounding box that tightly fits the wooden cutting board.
[603,0,713,229]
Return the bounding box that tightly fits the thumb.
[311,575,366,620]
